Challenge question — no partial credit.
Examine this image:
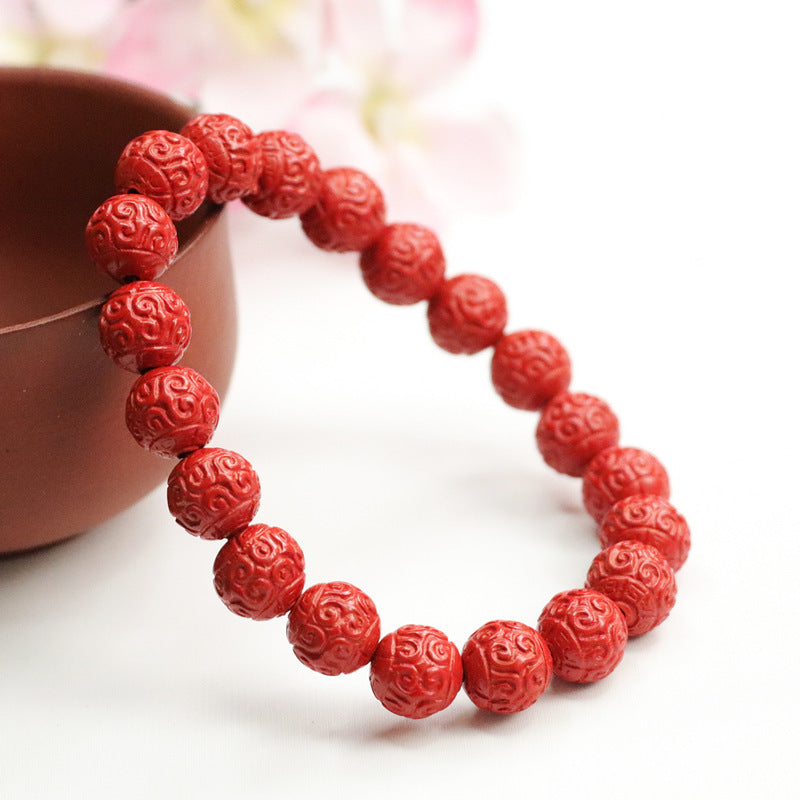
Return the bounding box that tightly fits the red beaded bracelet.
[84,112,691,720]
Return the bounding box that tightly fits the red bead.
[369,625,462,719]
[180,113,259,204]
[213,524,305,620]
[125,366,220,458]
[166,448,260,540]
[98,281,191,373]
[359,223,446,305]
[427,274,507,354]
[242,130,322,219]
[538,588,628,683]
[461,620,553,714]
[583,446,670,524]
[586,541,677,636]
[85,194,178,283]
[286,581,380,675]
[598,494,690,570]
[536,392,620,477]
[491,330,571,411]
[114,130,209,221]
[300,167,386,252]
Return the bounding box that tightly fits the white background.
[2,2,799,798]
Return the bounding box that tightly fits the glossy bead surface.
[213,524,305,620]
[461,620,553,714]
[369,625,462,719]
[538,588,628,683]
[167,448,260,540]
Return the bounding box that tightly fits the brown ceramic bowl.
[0,68,237,554]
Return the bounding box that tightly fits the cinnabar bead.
[300,167,385,252]
[586,541,677,636]
[286,581,380,675]
[85,194,178,283]
[213,524,305,620]
[166,448,260,540]
[461,620,553,714]
[359,223,446,305]
[583,446,670,524]
[536,392,620,477]
[369,625,462,719]
[538,588,628,683]
[125,366,220,458]
[114,130,209,220]
[427,274,507,354]
[598,494,690,570]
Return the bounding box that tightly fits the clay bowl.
[0,68,237,554]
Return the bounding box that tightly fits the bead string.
[85,113,691,719]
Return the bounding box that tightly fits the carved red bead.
[598,494,690,570]
[166,448,260,540]
[427,274,507,354]
[369,625,463,719]
[85,194,178,283]
[536,392,620,477]
[125,366,220,458]
[583,446,670,524]
[300,167,386,252]
[538,588,628,683]
[286,581,380,675]
[359,223,446,305]
[114,130,209,221]
[461,620,553,714]
[213,524,305,620]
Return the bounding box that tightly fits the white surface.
[2,3,799,798]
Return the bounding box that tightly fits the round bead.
[98,281,191,373]
[427,274,507,355]
[166,448,260,540]
[213,524,305,620]
[85,194,178,283]
[242,130,322,219]
[536,392,620,477]
[286,581,380,675]
[586,541,677,636]
[538,588,628,683]
[583,446,670,524]
[180,113,259,204]
[491,330,571,411]
[369,625,462,719]
[598,494,690,570]
[114,130,209,221]
[125,366,219,458]
[461,620,553,714]
[359,223,446,305]
[300,167,385,252]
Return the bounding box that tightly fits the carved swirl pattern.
[536,392,620,477]
[242,130,322,219]
[582,446,670,524]
[98,281,191,373]
[461,620,553,714]
[114,130,209,221]
[427,274,508,354]
[125,366,220,458]
[598,494,690,570]
[538,588,628,683]
[586,541,677,636]
[213,524,306,620]
[369,625,463,719]
[359,223,446,305]
[300,167,386,252]
[85,194,178,282]
[166,448,261,540]
[286,581,380,675]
